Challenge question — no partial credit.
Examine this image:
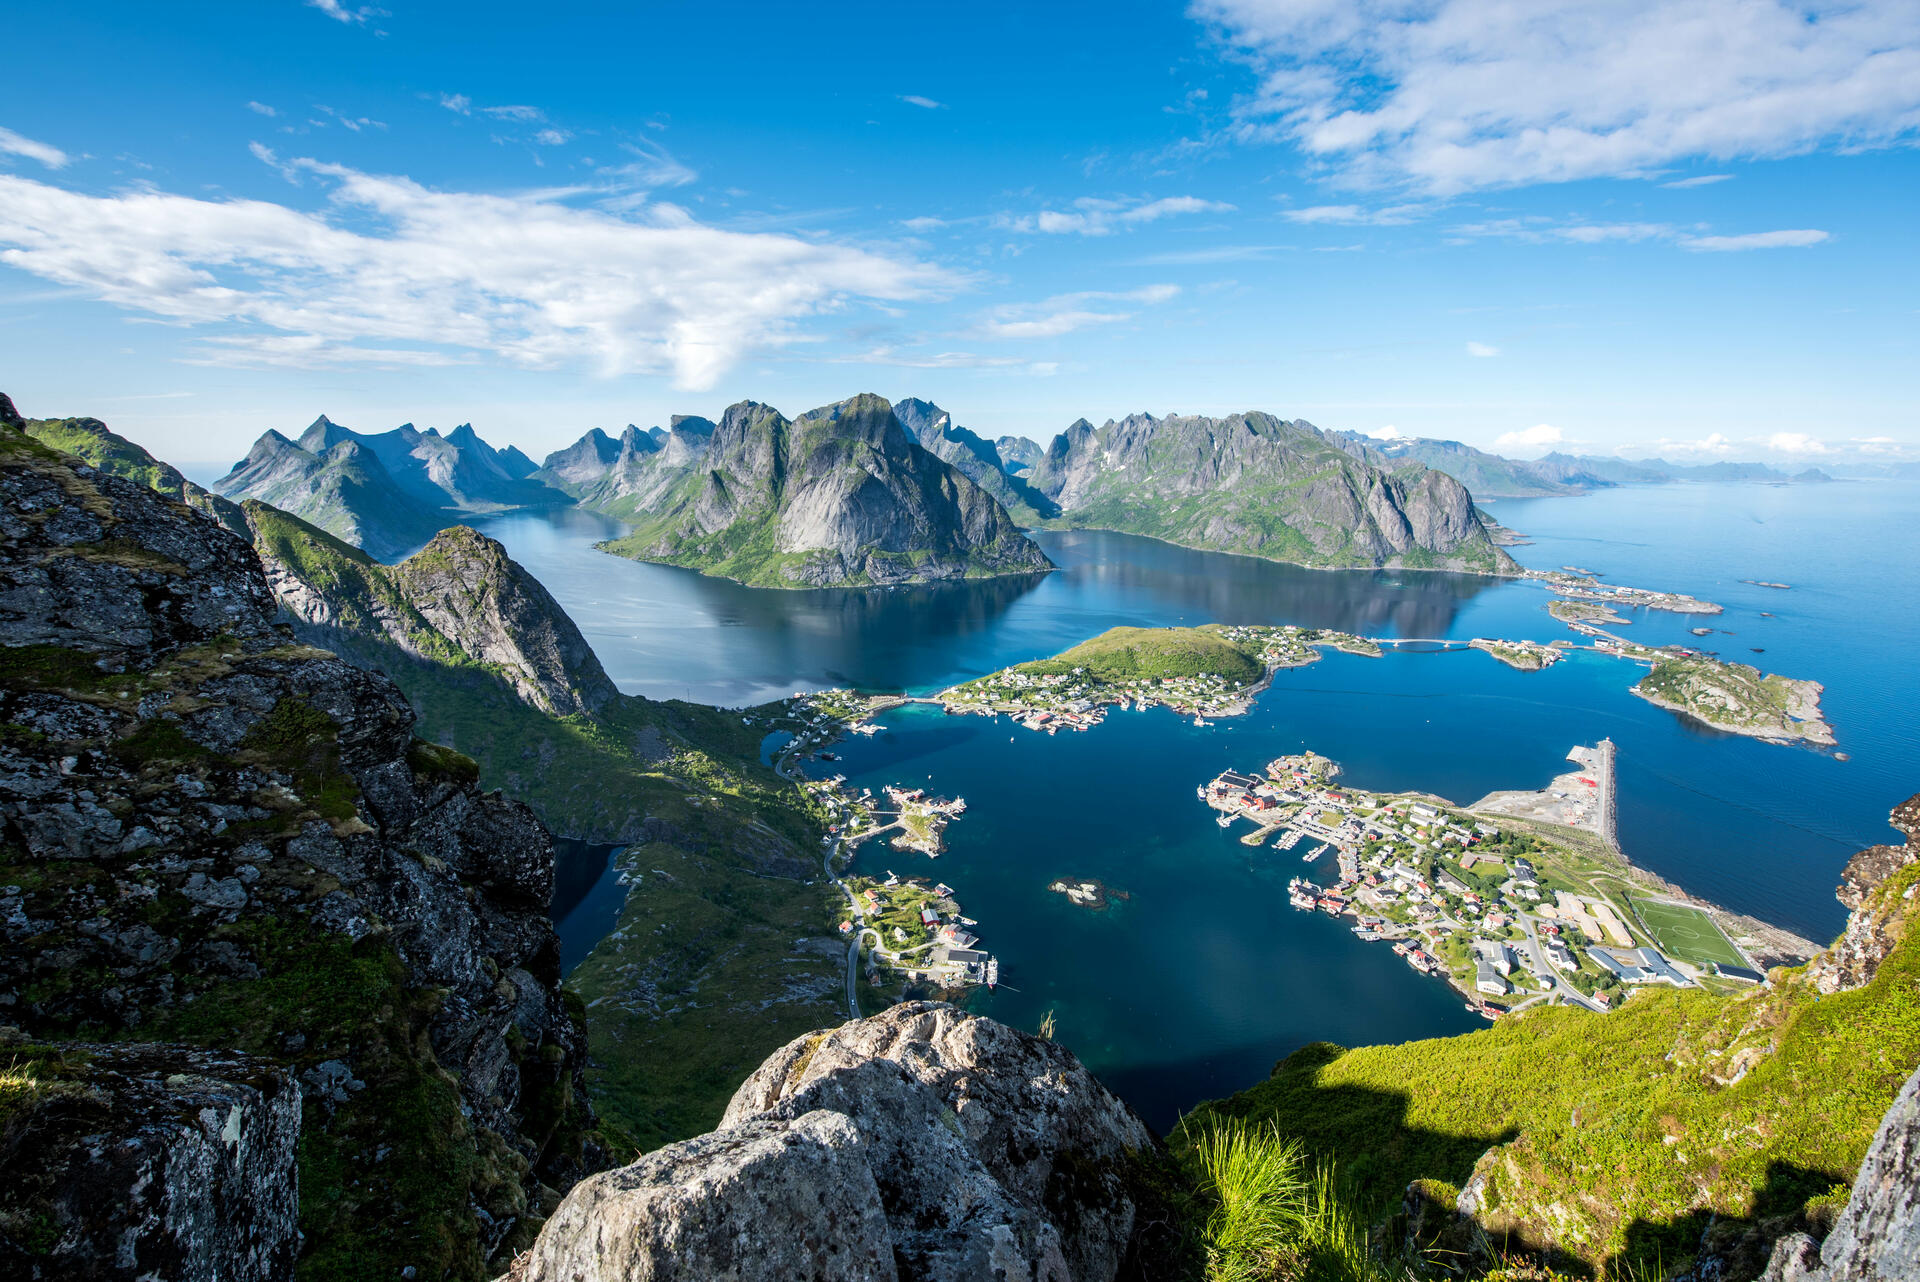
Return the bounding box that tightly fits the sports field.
[1631,898,1745,968]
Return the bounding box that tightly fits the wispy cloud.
[533,128,572,147]
[999,195,1233,236]
[975,285,1180,339]
[313,105,385,133]
[1765,431,1829,455]
[1661,173,1733,189]
[438,93,472,115]
[1466,341,1499,357]
[594,140,697,194]
[1455,217,1829,252]
[1279,203,1425,225]
[898,95,944,110]
[1681,228,1829,252]
[0,126,69,170]
[0,159,955,389]
[835,347,1055,373]
[246,101,278,118]
[1194,0,1920,194]
[307,0,384,25]
[481,104,544,122]
[1128,244,1290,265]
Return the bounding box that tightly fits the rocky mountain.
[22,410,252,537]
[597,394,1053,587]
[996,433,1045,475]
[507,1001,1187,1281]
[558,416,716,518]
[892,397,1057,524]
[1029,410,1516,573]
[214,415,566,562]
[1329,431,1590,498]
[0,393,600,1277]
[245,504,619,718]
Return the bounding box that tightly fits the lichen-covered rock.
[1758,1063,1920,1282]
[514,1002,1161,1282]
[0,408,600,1276]
[1808,794,1920,995]
[0,1038,301,1280]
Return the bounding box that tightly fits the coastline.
[1630,679,1835,747]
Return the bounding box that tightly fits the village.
[838,871,1000,994]
[1199,745,1767,1018]
[937,625,1382,733]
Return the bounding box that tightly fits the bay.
[480,479,1920,1131]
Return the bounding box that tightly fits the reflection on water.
[470,513,1507,704]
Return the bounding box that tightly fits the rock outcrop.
[597,394,1054,588]
[511,1001,1163,1281]
[1027,411,1515,573]
[892,397,1057,524]
[0,405,599,1277]
[1760,1061,1920,1282]
[0,1037,302,1280]
[1808,793,1920,994]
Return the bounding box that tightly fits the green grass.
[1631,900,1745,969]
[1181,861,1920,1276]
[1024,624,1265,684]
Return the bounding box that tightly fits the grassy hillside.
[24,414,250,538]
[1023,625,1266,684]
[1179,860,1920,1277]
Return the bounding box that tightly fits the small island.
[1633,655,1833,746]
[1469,637,1564,671]
[1048,877,1131,911]
[843,873,999,994]
[938,623,1379,730]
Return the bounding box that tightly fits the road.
[775,735,866,1021]
[1517,915,1610,1013]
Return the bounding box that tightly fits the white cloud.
[1681,228,1829,251]
[1000,195,1233,236]
[835,347,1054,373]
[247,101,278,118]
[975,285,1180,339]
[481,105,544,122]
[1465,341,1499,357]
[899,216,949,231]
[439,93,472,115]
[1648,433,1735,456]
[533,128,572,146]
[1279,202,1424,225]
[0,161,954,390]
[1194,0,1920,194]
[1661,173,1733,188]
[0,126,69,170]
[307,0,383,24]
[1765,431,1830,454]
[1493,423,1564,453]
[898,95,945,110]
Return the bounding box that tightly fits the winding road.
[774,734,866,1021]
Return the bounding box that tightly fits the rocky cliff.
[0,395,599,1277]
[21,411,252,539]
[245,502,619,718]
[508,1001,1180,1281]
[597,394,1053,588]
[1028,411,1515,573]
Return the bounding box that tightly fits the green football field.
[1631,898,1746,968]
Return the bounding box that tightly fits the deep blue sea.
[480,479,1920,1132]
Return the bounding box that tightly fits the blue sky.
[2,0,1916,468]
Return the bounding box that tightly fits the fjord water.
[486,480,1920,1131]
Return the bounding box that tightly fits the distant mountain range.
[1320,431,1837,498]
[210,398,1882,585]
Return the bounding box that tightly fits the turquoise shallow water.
[493,480,1920,1132]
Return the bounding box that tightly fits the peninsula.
[1204,744,1815,1017]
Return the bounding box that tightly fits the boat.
[985,958,999,989]
[1302,843,1329,863]
[1216,814,1235,828]
[1196,785,1208,800]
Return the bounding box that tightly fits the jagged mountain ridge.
[594,394,1054,588]
[891,396,1058,525]
[214,415,566,561]
[1029,410,1517,572]
[0,392,601,1277]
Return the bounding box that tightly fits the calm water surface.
[483,481,1920,1131]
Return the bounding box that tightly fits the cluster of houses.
[942,660,1258,729]
[843,874,998,990]
[1208,754,1721,1017]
